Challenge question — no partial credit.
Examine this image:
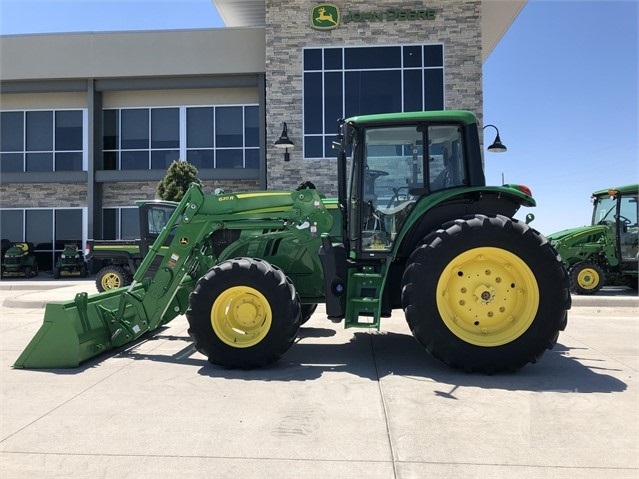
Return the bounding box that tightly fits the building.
[0,0,525,271]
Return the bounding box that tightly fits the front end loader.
[15,110,570,373]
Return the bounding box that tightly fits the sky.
[0,0,637,235]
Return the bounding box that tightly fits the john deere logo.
[311,4,340,30]
[179,237,189,245]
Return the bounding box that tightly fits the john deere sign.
[311,4,340,30]
[311,4,436,30]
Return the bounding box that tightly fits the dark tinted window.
[0,111,24,151]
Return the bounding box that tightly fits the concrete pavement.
[1,277,638,478]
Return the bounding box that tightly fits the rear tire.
[401,214,570,373]
[300,304,318,325]
[95,265,130,292]
[187,257,301,369]
[24,266,32,278]
[569,261,604,295]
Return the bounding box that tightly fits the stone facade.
[265,0,482,194]
[0,183,86,208]
[102,180,262,206]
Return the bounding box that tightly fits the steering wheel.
[617,215,632,226]
[386,186,410,208]
[366,169,389,181]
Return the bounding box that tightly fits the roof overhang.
[212,0,526,62]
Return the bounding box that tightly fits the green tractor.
[53,244,88,279]
[1,242,39,278]
[15,110,570,374]
[548,184,638,294]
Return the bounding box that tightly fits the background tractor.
[548,184,638,294]
[1,242,39,278]
[15,110,570,374]
[53,244,88,279]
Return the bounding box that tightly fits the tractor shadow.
[112,323,628,395]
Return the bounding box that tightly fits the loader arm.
[15,183,333,368]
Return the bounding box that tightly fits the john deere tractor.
[548,184,638,294]
[1,242,39,278]
[53,244,88,279]
[15,110,570,374]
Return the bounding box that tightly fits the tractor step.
[345,270,384,329]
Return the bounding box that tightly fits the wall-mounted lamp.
[274,122,294,161]
[483,124,507,153]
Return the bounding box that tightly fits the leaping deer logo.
[311,4,340,30]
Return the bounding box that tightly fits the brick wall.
[265,0,482,194]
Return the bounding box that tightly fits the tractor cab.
[592,186,639,269]
[340,111,485,259]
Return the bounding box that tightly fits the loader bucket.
[14,286,144,369]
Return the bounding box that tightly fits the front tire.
[187,257,301,369]
[401,214,570,373]
[95,265,130,292]
[569,261,604,295]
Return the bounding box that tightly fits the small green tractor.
[15,110,570,374]
[53,244,88,279]
[548,184,638,294]
[1,242,39,278]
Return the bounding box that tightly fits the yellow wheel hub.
[101,272,121,290]
[436,247,539,347]
[576,267,600,290]
[211,286,272,348]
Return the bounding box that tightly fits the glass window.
[187,107,214,148]
[345,70,402,117]
[103,110,119,150]
[245,149,259,169]
[427,125,466,191]
[0,111,24,152]
[304,72,323,135]
[121,109,149,149]
[244,106,259,147]
[56,152,83,171]
[26,209,52,247]
[0,210,23,242]
[26,111,53,151]
[151,150,179,170]
[403,45,422,68]
[216,149,243,168]
[102,207,138,240]
[103,208,117,240]
[424,45,443,67]
[121,150,149,170]
[324,48,342,70]
[55,110,82,150]
[344,46,401,70]
[151,108,179,149]
[187,149,215,169]
[216,107,243,148]
[303,43,444,159]
[26,152,53,172]
[1,153,24,173]
[121,208,139,240]
[55,209,82,243]
[303,49,322,71]
[1,109,84,172]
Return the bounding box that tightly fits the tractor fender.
[383,190,531,310]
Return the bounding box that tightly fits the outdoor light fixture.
[483,124,507,153]
[274,122,294,161]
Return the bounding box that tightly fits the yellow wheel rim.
[101,272,121,290]
[576,267,600,290]
[211,286,272,348]
[436,247,539,347]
